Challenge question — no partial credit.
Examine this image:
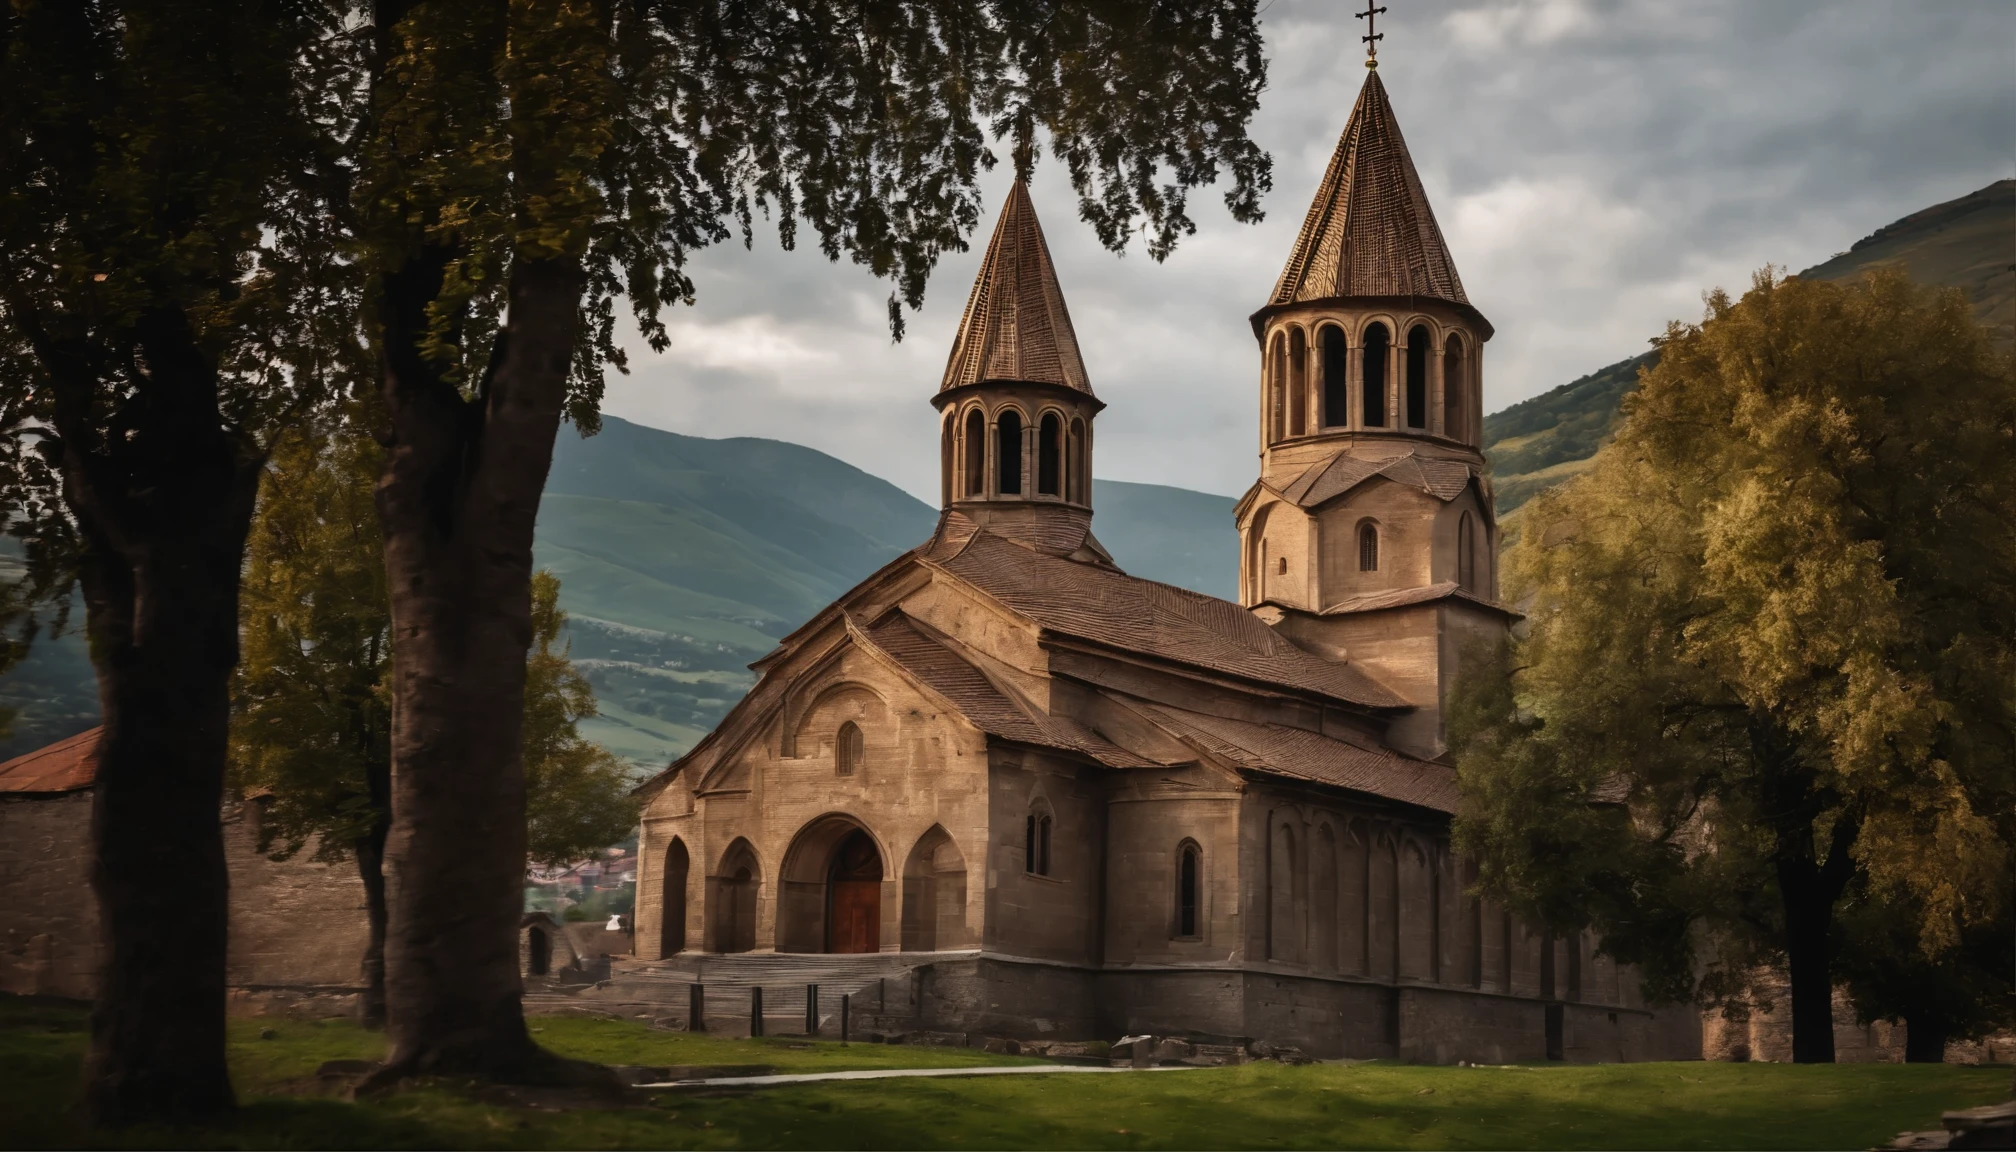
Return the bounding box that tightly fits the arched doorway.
[528,926,551,975]
[661,837,689,956]
[712,839,760,953]
[826,830,884,953]
[901,826,969,951]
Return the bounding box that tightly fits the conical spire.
[940,181,1093,395]
[1268,71,1468,308]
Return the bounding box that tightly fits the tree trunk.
[353,818,390,1029]
[1777,867,1837,1065]
[54,309,264,1125]
[1902,1008,1949,1064]
[366,253,608,1086]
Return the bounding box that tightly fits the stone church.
[633,71,1700,1063]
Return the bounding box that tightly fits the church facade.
[632,72,1700,1063]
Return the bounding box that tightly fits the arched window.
[1443,335,1466,442]
[1320,326,1349,428]
[962,407,986,498]
[940,416,954,505]
[1069,417,1087,503]
[1407,325,1430,428]
[1037,412,1062,495]
[1457,512,1475,591]
[1361,322,1389,427]
[996,409,1023,495]
[1288,328,1308,436]
[1176,842,1201,938]
[835,721,863,776]
[1024,804,1053,876]
[1269,334,1286,444]
[1359,521,1379,572]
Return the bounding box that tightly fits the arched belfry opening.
[1443,335,1466,441]
[1288,328,1308,436]
[962,407,986,498]
[1038,412,1062,495]
[1407,325,1430,429]
[1320,327,1348,428]
[1362,323,1390,428]
[996,409,1023,495]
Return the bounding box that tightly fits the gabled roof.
[939,180,1093,396]
[1136,702,1460,814]
[922,522,1405,710]
[861,612,1162,769]
[0,727,100,794]
[1277,447,1480,510]
[1316,580,1521,621]
[1266,72,1470,312]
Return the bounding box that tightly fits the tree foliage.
[1454,268,2016,1058]
[523,570,638,869]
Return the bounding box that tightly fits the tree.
[1454,269,2016,1063]
[523,569,637,870]
[233,424,635,1025]
[0,1,355,1123]
[232,413,393,1026]
[354,0,1270,1085]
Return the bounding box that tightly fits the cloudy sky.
[602,0,2015,502]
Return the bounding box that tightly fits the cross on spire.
[1358,1,1388,68]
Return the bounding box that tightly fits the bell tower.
[933,180,1108,559]
[1235,68,1511,759]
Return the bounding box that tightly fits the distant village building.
[630,72,1698,1063]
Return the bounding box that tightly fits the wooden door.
[826,829,884,953]
[829,881,881,953]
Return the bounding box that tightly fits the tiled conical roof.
[940,180,1093,394]
[1268,71,1468,308]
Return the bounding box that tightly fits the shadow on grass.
[3,996,2008,1151]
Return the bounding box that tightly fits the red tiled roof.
[1268,71,1470,311]
[940,180,1094,396]
[925,527,1406,711]
[1137,703,1459,814]
[0,727,101,794]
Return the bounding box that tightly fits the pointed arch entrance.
[901,826,971,951]
[660,837,690,956]
[777,814,889,954]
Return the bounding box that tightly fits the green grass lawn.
[3,996,2007,1150]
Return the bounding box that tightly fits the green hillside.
[1484,179,2016,517]
[0,419,1244,768]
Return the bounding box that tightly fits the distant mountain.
[0,417,1242,767]
[1484,179,2016,518]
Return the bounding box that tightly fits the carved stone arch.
[992,403,1029,496]
[660,836,691,956]
[1317,322,1350,428]
[1311,819,1340,972]
[710,837,763,953]
[777,812,890,954]
[786,677,888,761]
[1338,815,1370,975]
[1035,407,1068,496]
[1267,807,1306,964]
[961,403,988,498]
[901,825,971,951]
[1357,316,1397,428]
[1397,832,1437,981]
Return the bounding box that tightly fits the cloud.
[602,0,2016,503]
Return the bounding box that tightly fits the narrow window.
[1025,806,1053,876]
[1037,413,1062,495]
[1039,815,1053,875]
[835,721,862,776]
[1069,417,1087,503]
[940,416,954,505]
[1269,335,1286,444]
[962,408,985,498]
[1359,522,1379,572]
[1288,329,1308,436]
[1407,325,1430,428]
[1361,323,1389,427]
[1458,513,1475,591]
[1276,555,1288,576]
[1321,327,1349,427]
[1025,815,1037,873]
[1443,336,1465,441]
[1178,845,1200,937]
[996,409,1023,495]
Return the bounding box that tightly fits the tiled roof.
[0,727,101,794]
[1268,71,1468,309]
[1279,447,1479,509]
[1317,580,1519,619]
[925,528,1406,710]
[862,612,1160,769]
[1138,703,1459,814]
[940,180,1093,395]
